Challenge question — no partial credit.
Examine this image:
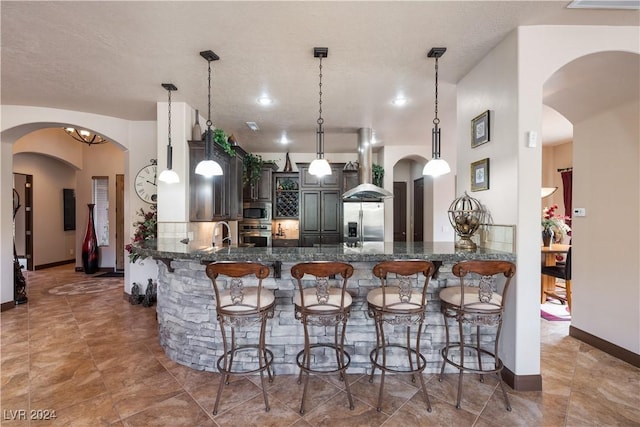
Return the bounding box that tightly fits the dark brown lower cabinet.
[300,190,342,247]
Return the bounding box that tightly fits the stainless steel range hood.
[342,128,393,200]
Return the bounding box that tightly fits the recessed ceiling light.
[392,97,408,106]
[279,134,289,144]
[257,97,273,106]
[246,121,259,131]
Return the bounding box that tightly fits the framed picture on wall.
[471,110,490,148]
[471,158,490,191]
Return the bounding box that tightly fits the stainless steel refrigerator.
[343,201,384,246]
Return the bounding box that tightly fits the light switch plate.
[527,131,538,148]
[573,207,586,217]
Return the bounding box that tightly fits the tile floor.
[1,265,639,426]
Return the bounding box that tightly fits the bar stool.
[291,261,355,415]
[439,260,516,411]
[205,261,275,415]
[367,260,436,412]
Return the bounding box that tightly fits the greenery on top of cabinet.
[213,128,236,157]
[243,153,264,186]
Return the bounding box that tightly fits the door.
[413,178,424,242]
[115,174,125,270]
[13,173,33,270]
[393,181,407,241]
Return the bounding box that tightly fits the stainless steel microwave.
[242,202,272,221]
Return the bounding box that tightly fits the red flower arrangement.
[125,205,157,263]
[542,204,571,237]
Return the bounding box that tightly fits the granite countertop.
[134,239,515,263]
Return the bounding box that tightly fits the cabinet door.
[229,154,244,220]
[343,170,359,193]
[211,150,230,220]
[321,190,341,234]
[243,166,274,202]
[300,166,320,188]
[300,191,320,233]
[300,234,320,247]
[189,143,214,221]
[189,141,232,221]
[321,234,341,245]
[321,167,342,188]
[257,167,272,201]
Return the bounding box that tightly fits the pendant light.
[158,83,180,184]
[195,50,223,177]
[423,47,451,177]
[308,47,332,177]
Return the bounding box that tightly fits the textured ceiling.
[2,1,638,153]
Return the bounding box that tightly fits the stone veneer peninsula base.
[136,240,517,379]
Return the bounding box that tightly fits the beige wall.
[572,99,639,353]
[13,152,77,267]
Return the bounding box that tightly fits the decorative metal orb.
[448,192,485,250]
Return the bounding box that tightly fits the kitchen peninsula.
[133,239,515,375]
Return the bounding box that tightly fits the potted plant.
[372,163,384,187]
[243,153,264,186]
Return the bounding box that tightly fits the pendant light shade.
[158,165,180,184]
[423,47,451,177]
[158,83,180,184]
[195,50,223,177]
[541,187,558,198]
[194,159,224,177]
[309,158,332,177]
[309,47,332,177]
[422,158,451,177]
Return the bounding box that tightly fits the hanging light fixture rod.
[423,46,451,177]
[309,46,332,177]
[158,82,180,184]
[195,49,223,177]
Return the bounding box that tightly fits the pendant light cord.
[433,56,439,127]
[207,59,213,129]
[316,54,325,159]
[167,88,172,146]
[318,55,323,128]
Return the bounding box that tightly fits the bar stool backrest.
[372,260,436,312]
[205,261,271,314]
[291,261,354,312]
[451,260,516,312]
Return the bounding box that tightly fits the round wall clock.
[134,161,158,204]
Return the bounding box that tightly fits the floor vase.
[82,203,99,274]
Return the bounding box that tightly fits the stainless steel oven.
[239,221,272,247]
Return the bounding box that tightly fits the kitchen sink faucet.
[212,221,232,247]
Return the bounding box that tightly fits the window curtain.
[561,169,573,229]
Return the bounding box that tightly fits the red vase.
[82,203,99,274]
